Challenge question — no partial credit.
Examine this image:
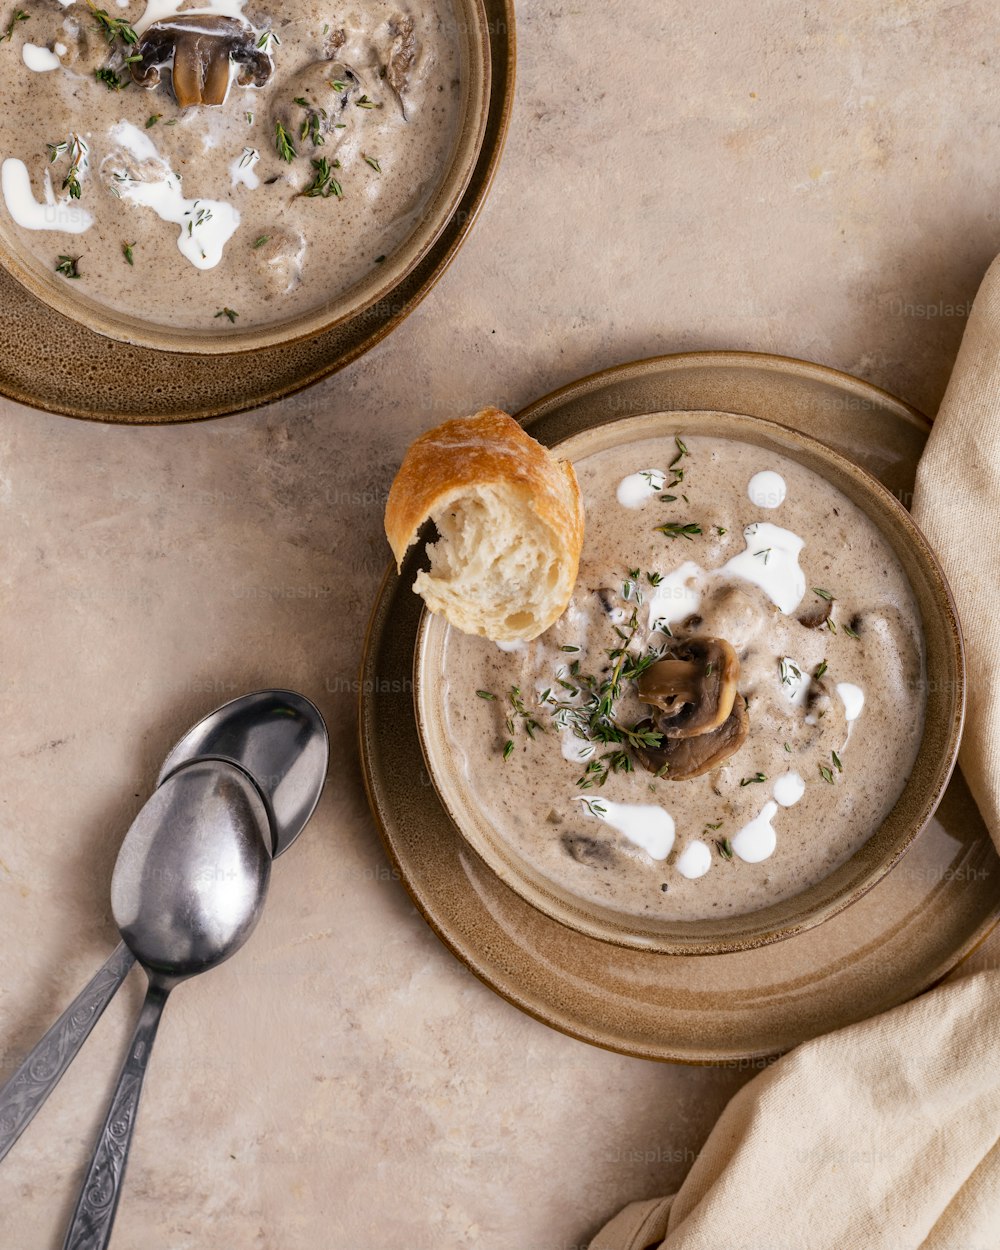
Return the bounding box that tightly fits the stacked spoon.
[0,690,329,1250]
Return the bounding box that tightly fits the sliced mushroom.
[637,636,740,738]
[251,226,306,297]
[273,60,366,149]
[561,834,616,867]
[635,696,749,781]
[385,13,417,117]
[130,16,272,108]
[798,598,833,629]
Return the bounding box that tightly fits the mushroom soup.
[436,433,927,921]
[0,0,463,331]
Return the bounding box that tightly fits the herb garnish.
[145,114,161,128]
[274,120,296,162]
[812,587,834,601]
[500,685,545,762]
[655,521,702,541]
[831,750,843,773]
[55,254,81,279]
[843,624,860,639]
[301,156,343,198]
[122,240,135,265]
[355,93,377,108]
[0,8,28,43]
[95,66,127,91]
[363,153,381,172]
[715,838,734,861]
[476,689,496,701]
[87,2,137,45]
[214,307,238,323]
[297,101,327,147]
[819,763,835,784]
[814,659,828,680]
[740,772,767,786]
[253,235,271,249]
[575,796,608,819]
[753,547,772,564]
[779,658,802,686]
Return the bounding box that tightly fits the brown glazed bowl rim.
[0,0,492,356]
[413,407,966,956]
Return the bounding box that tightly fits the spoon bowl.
[112,759,271,980]
[158,689,329,857]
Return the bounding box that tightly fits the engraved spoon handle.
[62,979,169,1250]
[0,942,136,1165]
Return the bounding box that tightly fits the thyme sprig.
[0,8,28,43]
[301,156,343,198]
[654,521,702,541]
[55,254,81,279]
[275,120,296,162]
[95,66,127,91]
[87,2,138,45]
[540,586,667,788]
[501,684,546,762]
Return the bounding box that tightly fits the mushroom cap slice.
[635,695,750,781]
[798,598,833,629]
[637,636,740,739]
[130,15,272,108]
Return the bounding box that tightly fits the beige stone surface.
[1,1,999,1245]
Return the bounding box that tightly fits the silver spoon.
[158,689,329,857]
[61,758,271,1250]
[0,689,328,1164]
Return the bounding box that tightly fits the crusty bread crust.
[384,408,585,639]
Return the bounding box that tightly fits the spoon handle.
[0,942,136,1165]
[62,981,169,1250]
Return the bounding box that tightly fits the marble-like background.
[2,1,999,1246]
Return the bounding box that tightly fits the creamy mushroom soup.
[436,432,927,922]
[0,0,463,331]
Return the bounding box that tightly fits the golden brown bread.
[384,408,585,642]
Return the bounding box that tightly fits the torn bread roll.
[384,408,585,642]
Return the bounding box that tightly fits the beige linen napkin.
[590,254,1000,1250]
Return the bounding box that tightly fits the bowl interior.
[0,0,491,355]
[415,409,965,955]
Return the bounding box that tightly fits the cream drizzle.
[616,469,666,509]
[773,771,805,807]
[22,43,61,71]
[720,522,806,614]
[560,730,594,764]
[836,682,865,722]
[576,797,675,861]
[135,0,248,36]
[109,121,240,270]
[731,800,778,863]
[778,656,809,707]
[647,560,702,633]
[0,159,93,234]
[747,470,787,509]
[229,147,260,190]
[675,839,712,879]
